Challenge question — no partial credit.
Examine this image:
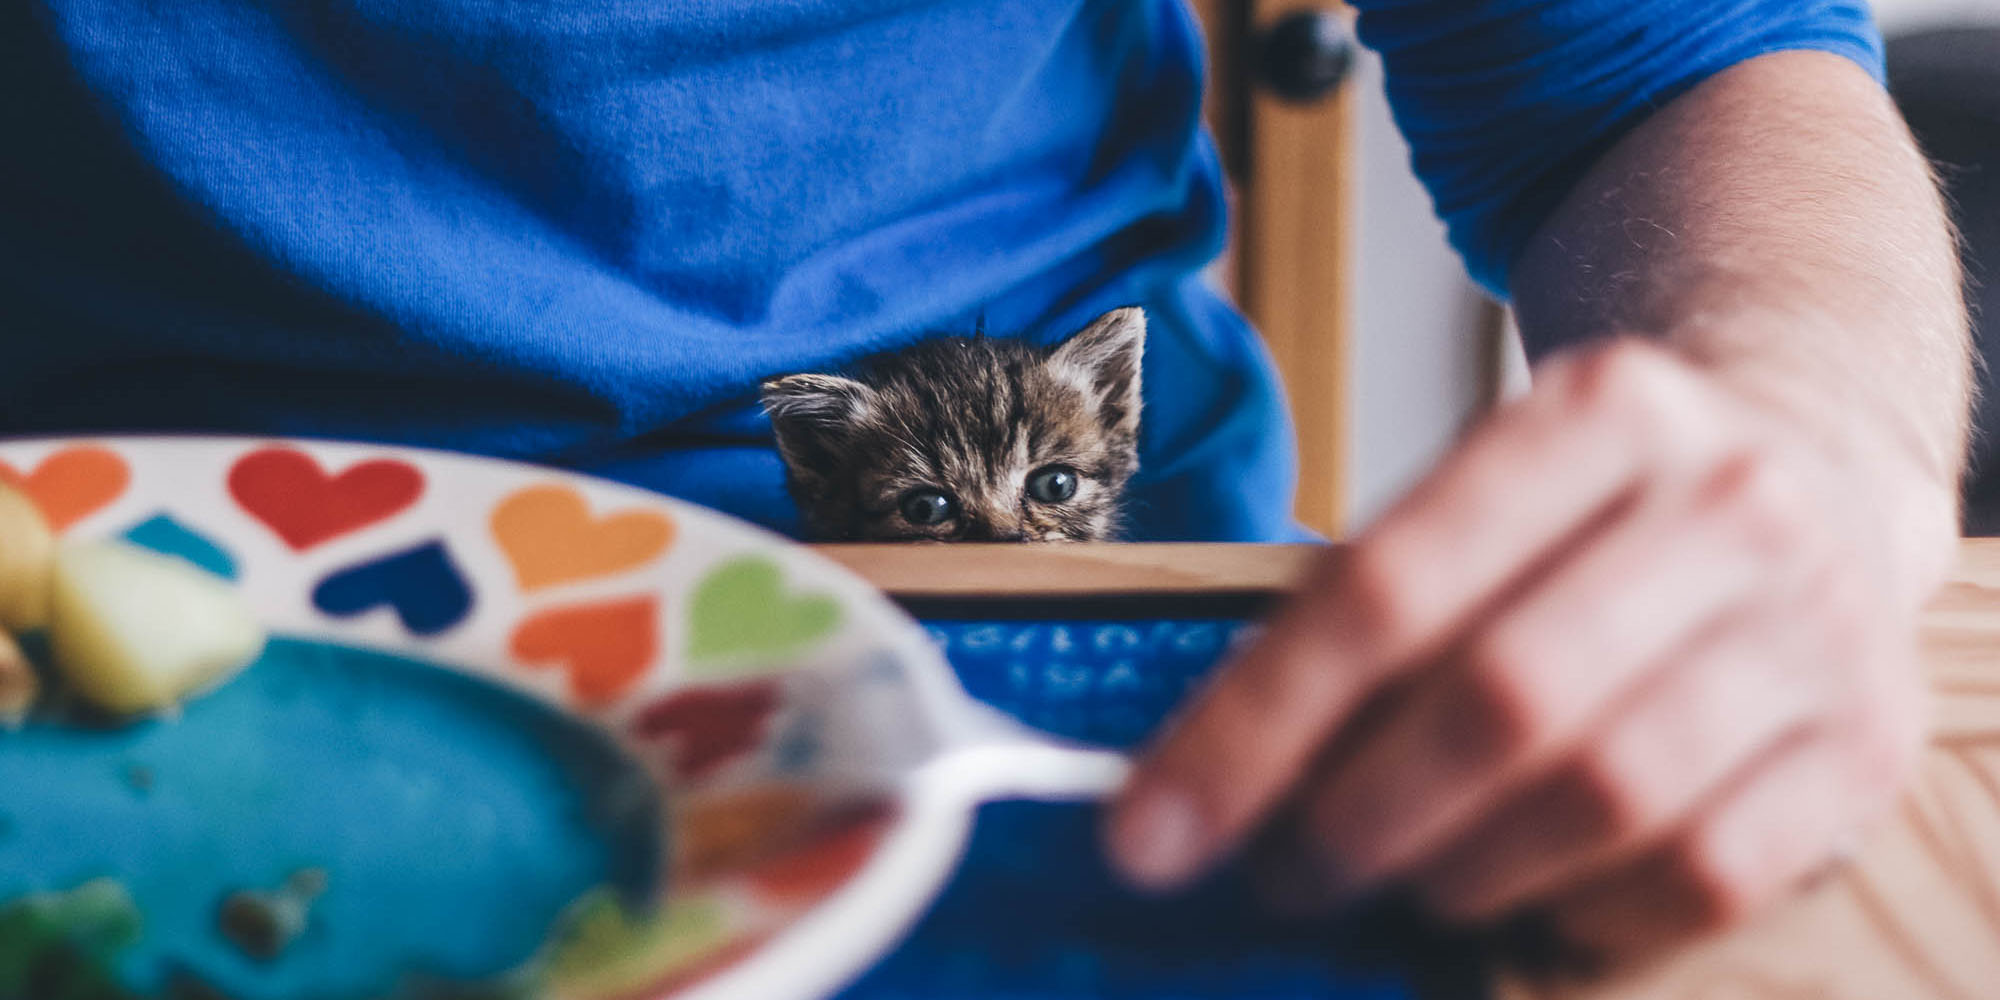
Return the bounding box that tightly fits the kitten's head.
[762,307,1145,542]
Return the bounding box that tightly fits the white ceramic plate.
[0,436,1126,1000]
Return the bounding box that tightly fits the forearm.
[1511,50,1972,508]
[1113,44,1965,950]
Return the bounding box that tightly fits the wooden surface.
[826,539,2000,999]
[1184,0,1358,539]
[1239,0,1357,539]
[813,543,1319,599]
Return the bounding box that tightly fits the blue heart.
[773,713,822,774]
[312,541,473,636]
[123,513,238,580]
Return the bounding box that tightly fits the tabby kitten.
[762,307,1145,542]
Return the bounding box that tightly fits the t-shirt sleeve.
[1351,0,1886,296]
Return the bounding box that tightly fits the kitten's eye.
[1026,465,1080,504]
[899,489,957,526]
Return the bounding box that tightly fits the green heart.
[687,556,842,670]
[547,889,731,996]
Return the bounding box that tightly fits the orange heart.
[491,484,674,591]
[510,597,659,706]
[0,446,131,532]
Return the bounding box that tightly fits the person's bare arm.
[1516,48,1969,587]
[1106,50,1971,959]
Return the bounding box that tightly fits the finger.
[1353,341,1733,657]
[1106,343,1730,890]
[1101,561,1377,892]
[1411,595,1828,920]
[1547,704,1920,964]
[1299,452,1807,895]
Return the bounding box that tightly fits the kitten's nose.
[963,519,1027,542]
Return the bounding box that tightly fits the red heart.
[510,597,659,707]
[631,681,781,781]
[228,447,423,550]
[745,802,894,905]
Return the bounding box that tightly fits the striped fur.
[762,308,1144,541]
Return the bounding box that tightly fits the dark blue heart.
[312,541,473,636]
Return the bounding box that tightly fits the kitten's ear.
[761,373,875,478]
[761,373,873,429]
[1049,307,1145,436]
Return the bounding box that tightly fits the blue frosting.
[123,515,239,581]
[0,637,658,999]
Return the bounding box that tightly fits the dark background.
[1890,29,2000,534]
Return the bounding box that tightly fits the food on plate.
[0,628,36,726]
[47,540,265,717]
[0,628,35,723]
[0,439,926,1000]
[543,890,733,1000]
[218,868,329,961]
[0,878,144,1000]
[0,481,55,631]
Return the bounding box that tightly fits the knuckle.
[1665,834,1763,931]
[1563,752,1663,843]
[1846,703,1926,802]
[1587,345,1720,465]
[1564,339,1679,423]
[1708,453,1812,558]
[1419,875,1497,924]
[1305,794,1384,878]
[1562,340,1643,408]
[1453,636,1561,762]
[1336,543,1423,654]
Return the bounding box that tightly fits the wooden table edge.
[816,538,2000,606]
[811,541,1320,593]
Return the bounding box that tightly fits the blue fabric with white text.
[846,619,1432,1000]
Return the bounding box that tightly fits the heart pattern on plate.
[311,540,473,636]
[124,514,238,580]
[510,597,660,706]
[0,436,945,1000]
[230,447,424,550]
[744,805,894,905]
[630,681,782,781]
[0,445,131,531]
[688,557,842,670]
[491,484,675,591]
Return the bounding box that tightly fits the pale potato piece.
[0,482,55,631]
[0,628,36,726]
[49,541,266,717]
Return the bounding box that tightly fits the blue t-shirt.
[0,1,1880,541]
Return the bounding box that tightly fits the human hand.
[1104,336,1958,961]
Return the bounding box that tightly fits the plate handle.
[915,698,1132,803]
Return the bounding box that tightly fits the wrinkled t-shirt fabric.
[0,0,1882,540]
